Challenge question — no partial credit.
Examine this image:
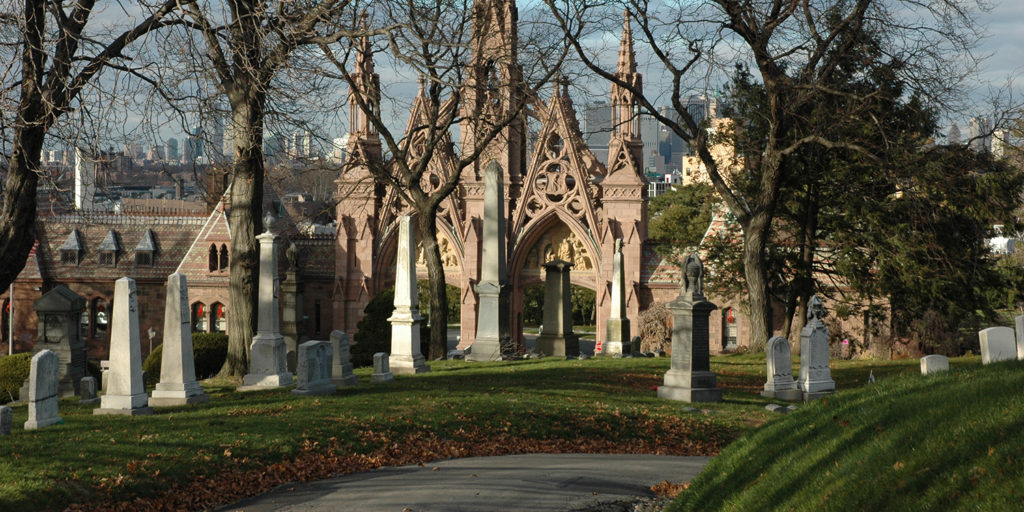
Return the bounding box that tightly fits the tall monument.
[240,214,293,390]
[468,160,510,361]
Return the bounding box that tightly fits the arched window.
[208,244,218,271]
[212,302,227,333]
[722,306,738,350]
[219,244,229,271]
[94,298,109,336]
[191,302,208,332]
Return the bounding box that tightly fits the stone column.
[95,277,153,415]
[536,260,579,357]
[389,216,430,375]
[468,160,510,361]
[241,224,293,390]
[658,253,722,403]
[797,295,836,400]
[24,350,62,429]
[281,242,304,372]
[151,273,209,406]
[602,239,629,355]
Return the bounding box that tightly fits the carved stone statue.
[807,295,826,321]
[682,253,703,297]
[286,242,299,272]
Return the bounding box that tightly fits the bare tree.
[0,0,180,293]
[168,0,364,376]
[545,0,992,350]
[322,1,567,359]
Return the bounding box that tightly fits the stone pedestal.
[241,226,294,390]
[30,286,86,398]
[468,160,510,362]
[25,350,62,430]
[151,273,209,407]
[330,330,358,386]
[602,239,629,355]
[388,216,430,375]
[797,295,835,401]
[536,260,579,357]
[658,253,722,403]
[762,336,801,401]
[292,340,337,396]
[95,277,153,416]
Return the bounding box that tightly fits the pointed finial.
[417,75,425,96]
[617,9,637,74]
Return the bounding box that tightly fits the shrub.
[143,332,228,387]
[0,352,32,404]
[352,288,429,367]
[639,303,672,353]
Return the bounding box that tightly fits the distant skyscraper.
[947,121,962,145]
[992,129,1008,159]
[290,130,312,158]
[166,138,179,161]
[583,101,612,150]
[74,147,95,211]
[331,135,350,163]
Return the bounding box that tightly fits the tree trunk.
[417,210,448,360]
[219,93,266,377]
[741,213,773,352]
[790,184,819,353]
[0,0,45,293]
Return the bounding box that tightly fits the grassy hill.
[669,358,1024,512]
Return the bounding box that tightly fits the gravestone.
[388,216,430,375]
[536,260,579,357]
[1014,315,1024,360]
[978,326,1016,364]
[30,286,87,398]
[468,160,510,362]
[292,340,337,396]
[603,239,630,355]
[0,405,11,435]
[371,352,394,383]
[94,277,153,416]
[281,242,304,372]
[797,295,836,401]
[330,330,358,386]
[79,376,99,405]
[762,336,801,400]
[151,273,209,406]
[241,217,294,390]
[920,354,950,375]
[24,350,62,430]
[657,253,722,403]
[630,336,642,354]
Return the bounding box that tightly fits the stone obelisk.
[603,238,629,355]
[468,160,510,361]
[150,273,209,406]
[657,253,722,402]
[389,215,430,375]
[95,277,153,415]
[240,214,293,390]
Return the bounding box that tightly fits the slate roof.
[135,229,157,252]
[60,229,82,251]
[97,230,120,252]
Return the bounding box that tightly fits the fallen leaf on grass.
[651,480,690,498]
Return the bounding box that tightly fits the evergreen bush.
[0,352,32,404]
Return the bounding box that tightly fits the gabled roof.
[98,230,120,252]
[60,229,82,251]
[135,228,157,252]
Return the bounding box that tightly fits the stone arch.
[509,209,600,349]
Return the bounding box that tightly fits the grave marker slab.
[797,295,835,401]
[330,330,358,386]
[762,336,801,401]
[95,277,153,416]
[293,340,337,396]
[979,326,1016,364]
[920,355,949,375]
[1014,316,1024,360]
[371,352,394,383]
[0,405,11,435]
[79,376,99,405]
[24,350,62,429]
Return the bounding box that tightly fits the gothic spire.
[617,9,637,75]
[350,10,380,138]
[611,9,642,141]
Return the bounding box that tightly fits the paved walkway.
[221,454,710,512]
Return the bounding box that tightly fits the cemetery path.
[219,453,710,512]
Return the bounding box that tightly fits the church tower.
[333,14,383,335]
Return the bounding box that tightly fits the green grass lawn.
[0,353,976,511]
[669,356,1022,512]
